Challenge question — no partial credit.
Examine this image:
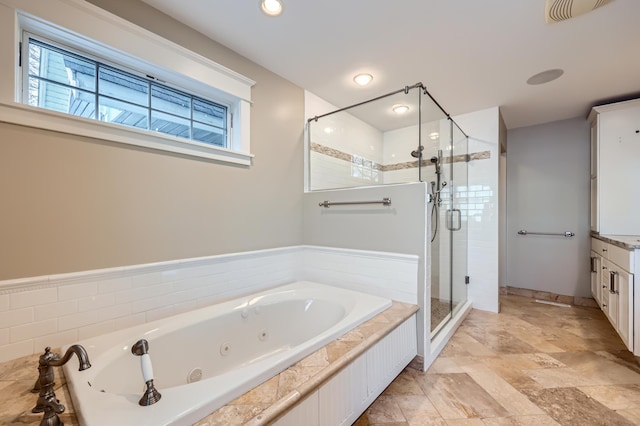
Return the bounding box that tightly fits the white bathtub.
[62,281,391,426]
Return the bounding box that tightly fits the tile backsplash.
[0,246,418,363]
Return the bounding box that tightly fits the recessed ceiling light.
[429,132,439,140]
[323,127,334,134]
[261,0,283,16]
[526,69,564,85]
[392,104,409,114]
[353,73,373,86]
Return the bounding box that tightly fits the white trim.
[0,102,254,165]
[4,0,255,101]
[300,245,419,262]
[0,246,302,294]
[425,300,472,368]
[0,0,255,164]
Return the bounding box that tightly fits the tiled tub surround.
[0,246,418,363]
[0,301,418,425]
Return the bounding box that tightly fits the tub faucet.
[31,345,91,426]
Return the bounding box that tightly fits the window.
[0,0,254,164]
[26,36,229,148]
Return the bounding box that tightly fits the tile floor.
[354,295,640,425]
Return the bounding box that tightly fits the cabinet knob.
[603,248,608,252]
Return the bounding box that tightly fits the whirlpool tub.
[62,281,392,425]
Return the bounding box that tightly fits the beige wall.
[0,0,304,280]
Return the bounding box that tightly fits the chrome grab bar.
[517,230,575,237]
[319,198,391,208]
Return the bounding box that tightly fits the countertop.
[592,233,640,250]
[0,300,418,425]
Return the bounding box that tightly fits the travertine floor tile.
[520,366,600,388]
[578,384,640,410]
[359,295,640,426]
[618,407,640,424]
[549,351,640,385]
[416,373,509,419]
[445,419,485,425]
[522,387,635,425]
[463,369,545,416]
[383,370,425,396]
[394,394,442,424]
[364,395,407,424]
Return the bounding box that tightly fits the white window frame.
[0,0,255,165]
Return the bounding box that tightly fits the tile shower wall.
[455,107,502,313]
[301,247,418,304]
[306,92,384,190]
[0,246,418,363]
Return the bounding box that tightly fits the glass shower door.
[449,122,468,318]
[430,119,468,337]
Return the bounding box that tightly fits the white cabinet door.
[603,259,618,327]
[601,258,610,311]
[590,251,602,304]
[590,119,598,231]
[598,106,640,234]
[590,178,598,232]
[615,268,634,351]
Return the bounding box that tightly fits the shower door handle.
[446,209,462,231]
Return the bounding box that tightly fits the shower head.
[430,156,438,164]
[410,145,424,158]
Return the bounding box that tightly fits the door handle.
[610,270,618,294]
[446,209,462,231]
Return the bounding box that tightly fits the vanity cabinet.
[588,99,640,235]
[591,237,636,352]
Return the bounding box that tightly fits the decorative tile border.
[310,142,490,172]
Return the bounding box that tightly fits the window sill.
[0,102,253,166]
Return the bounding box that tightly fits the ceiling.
[140,0,640,129]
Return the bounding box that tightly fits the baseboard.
[504,286,599,308]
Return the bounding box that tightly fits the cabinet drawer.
[592,238,609,258]
[608,244,634,273]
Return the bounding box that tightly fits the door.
[449,121,468,318]
[590,251,601,304]
[603,259,618,327]
[615,268,633,350]
[429,119,468,336]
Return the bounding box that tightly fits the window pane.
[99,97,148,129]
[193,121,226,147]
[151,110,190,139]
[28,39,96,91]
[151,85,190,118]
[193,98,226,128]
[99,67,149,107]
[25,36,229,148]
[28,77,96,119]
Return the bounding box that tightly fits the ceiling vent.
[545,0,613,23]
